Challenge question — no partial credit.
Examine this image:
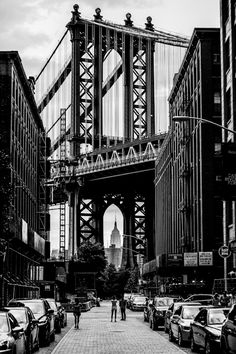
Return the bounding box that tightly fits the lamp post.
[172,115,236,135]
[173,115,236,292]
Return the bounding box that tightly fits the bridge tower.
[65,4,157,267]
[36,4,188,268]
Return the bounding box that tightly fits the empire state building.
[105,219,122,269]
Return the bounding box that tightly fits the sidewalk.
[51,300,186,354]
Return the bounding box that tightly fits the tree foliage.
[77,240,107,273]
[125,266,139,292]
[98,264,130,297]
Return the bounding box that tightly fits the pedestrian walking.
[119,295,127,320]
[73,299,81,329]
[111,295,118,322]
[212,293,221,306]
[220,291,231,307]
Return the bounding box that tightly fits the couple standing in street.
[111,295,127,322]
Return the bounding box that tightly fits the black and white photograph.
[1,1,236,353]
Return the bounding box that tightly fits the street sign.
[184,252,198,266]
[199,252,213,266]
[218,245,231,258]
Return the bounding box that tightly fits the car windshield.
[133,297,146,302]
[155,298,174,307]
[8,309,27,325]
[24,302,44,319]
[208,309,229,324]
[182,307,200,319]
[190,295,212,300]
[0,313,10,333]
[47,300,57,311]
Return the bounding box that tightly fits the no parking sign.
[218,245,231,258]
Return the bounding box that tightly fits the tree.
[98,264,130,298]
[77,240,107,273]
[125,266,139,293]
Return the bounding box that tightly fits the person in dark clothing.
[119,295,127,320]
[111,296,118,322]
[220,291,230,307]
[73,300,81,329]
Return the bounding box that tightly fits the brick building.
[0,51,50,305]
[151,28,223,292]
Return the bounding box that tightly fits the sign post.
[218,245,231,292]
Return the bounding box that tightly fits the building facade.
[152,28,223,293]
[0,51,50,305]
[220,0,236,276]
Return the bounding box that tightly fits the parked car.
[190,306,229,353]
[221,303,236,354]
[8,298,55,346]
[56,302,67,328]
[130,295,147,311]
[5,306,39,354]
[0,309,26,353]
[149,297,175,330]
[127,294,139,309]
[164,301,188,333]
[45,298,61,333]
[169,303,202,346]
[184,293,214,305]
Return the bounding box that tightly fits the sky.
[0,0,220,78]
[0,0,220,251]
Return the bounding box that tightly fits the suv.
[8,298,55,346]
[149,297,175,330]
[5,305,39,353]
[45,298,61,333]
[184,294,213,305]
[221,303,236,353]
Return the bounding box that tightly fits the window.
[226,89,231,123]
[214,92,221,114]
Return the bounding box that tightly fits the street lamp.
[172,115,236,135]
[173,115,236,292]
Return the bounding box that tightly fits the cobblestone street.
[39,301,190,354]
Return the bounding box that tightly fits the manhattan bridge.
[35,4,189,269]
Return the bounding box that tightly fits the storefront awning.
[3,272,39,290]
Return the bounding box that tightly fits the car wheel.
[178,330,184,346]
[50,330,55,342]
[190,334,198,352]
[205,339,212,354]
[34,338,40,352]
[169,327,174,342]
[27,336,33,354]
[164,320,168,333]
[56,324,61,334]
[220,339,229,354]
[44,329,50,346]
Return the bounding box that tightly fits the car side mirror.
[32,319,38,324]
[12,326,23,338]
[233,315,236,325]
[48,309,54,314]
[200,320,205,325]
[172,314,179,319]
